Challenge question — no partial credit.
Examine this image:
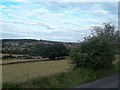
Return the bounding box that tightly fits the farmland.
[1,58,49,65]
[2,54,120,83]
[2,59,70,82]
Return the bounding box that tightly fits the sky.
[0,1,118,42]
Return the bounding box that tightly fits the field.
[1,58,48,65]
[2,59,28,63]
[1,53,27,58]
[0,54,27,64]
[2,59,70,82]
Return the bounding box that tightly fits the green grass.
[2,59,70,82]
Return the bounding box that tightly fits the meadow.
[2,59,70,82]
[3,59,118,88]
[2,54,120,88]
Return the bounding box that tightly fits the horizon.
[1,2,118,42]
[1,38,80,43]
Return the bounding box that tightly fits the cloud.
[13,0,28,2]
[1,0,119,2]
[1,2,118,42]
[44,0,119,2]
[0,5,7,9]
[32,8,49,14]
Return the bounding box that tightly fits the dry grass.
[1,59,48,65]
[2,59,19,63]
[2,59,70,83]
[1,59,29,64]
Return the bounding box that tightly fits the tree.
[90,23,120,50]
[70,23,116,70]
[30,44,47,56]
[30,43,69,60]
[45,43,68,59]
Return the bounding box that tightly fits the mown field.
[2,59,70,82]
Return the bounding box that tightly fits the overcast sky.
[1,1,118,42]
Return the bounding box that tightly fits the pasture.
[2,59,70,82]
[2,54,119,83]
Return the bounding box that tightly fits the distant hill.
[1,39,79,54]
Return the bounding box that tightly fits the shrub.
[2,54,16,59]
[70,23,117,70]
[24,55,32,59]
[70,36,116,70]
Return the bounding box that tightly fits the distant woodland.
[1,39,78,59]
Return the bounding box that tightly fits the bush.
[24,55,32,59]
[70,23,117,70]
[2,54,16,59]
[70,36,116,70]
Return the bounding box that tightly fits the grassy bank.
[2,63,118,89]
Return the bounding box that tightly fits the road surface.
[76,73,119,88]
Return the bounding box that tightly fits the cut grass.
[2,59,70,82]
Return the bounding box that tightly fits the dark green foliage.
[2,82,22,89]
[2,39,74,55]
[2,48,29,54]
[45,44,68,59]
[71,37,115,70]
[24,55,32,59]
[2,40,69,60]
[91,23,120,50]
[30,43,68,59]
[31,77,53,88]
[30,44,46,56]
[2,54,16,59]
[70,23,116,70]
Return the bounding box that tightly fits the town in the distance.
[1,39,78,64]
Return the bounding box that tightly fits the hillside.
[1,39,78,54]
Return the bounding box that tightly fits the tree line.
[2,43,69,60]
[30,43,69,59]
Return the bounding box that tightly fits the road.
[75,73,119,88]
